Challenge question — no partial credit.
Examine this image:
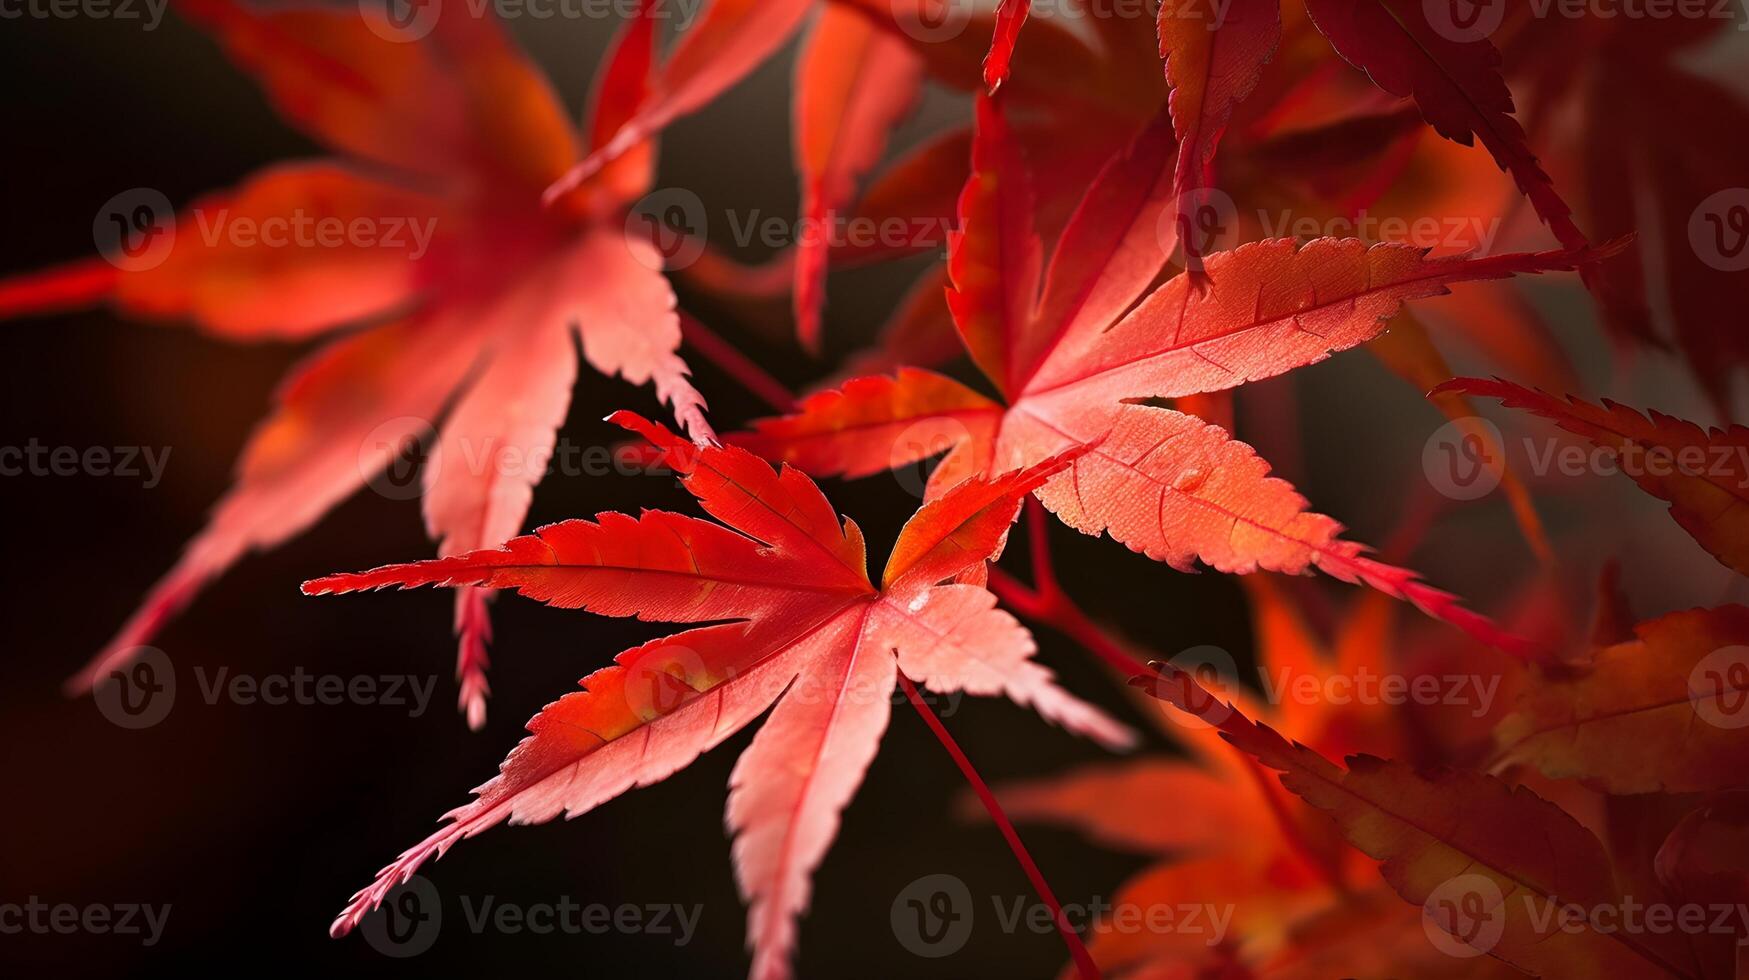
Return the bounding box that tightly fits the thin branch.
[898,671,1101,980]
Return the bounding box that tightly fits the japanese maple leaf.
[1495,605,1749,795]
[1134,660,1708,978]
[307,412,1130,979]
[988,0,1587,258]
[991,578,1407,973]
[736,94,1613,655]
[1444,378,1749,578]
[0,3,717,727]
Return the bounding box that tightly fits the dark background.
[0,5,1740,978]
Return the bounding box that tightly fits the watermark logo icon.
[1148,645,1240,729]
[360,0,441,43]
[361,875,442,957]
[892,873,973,958]
[1690,189,1749,273]
[890,0,974,43]
[1422,873,1506,957]
[1423,417,1506,501]
[626,188,708,271]
[359,416,439,501]
[623,646,709,721]
[1690,645,1749,730]
[1423,0,1506,42]
[889,416,974,499]
[1161,187,1240,277]
[94,647,176,729]
[94,189,175,273]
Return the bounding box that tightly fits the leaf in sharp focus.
[792,5,925,351]
[1302,0,1586,251]
[318,417,1126,978]
[1443,378,1749,577]
[1002,401,1538,657]
[1494,605,1749,794]
[1020,238,1615,400]
[1131,661,1701,979]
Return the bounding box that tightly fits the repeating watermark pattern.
[92,189,439,273]
[1255,210,1502,253]
[1423,0,1749,43]
[1157,0,1239,28]
[1691,189,1749,273]
[1140,645,1503,729]
[0,0,169,29]
[0,898,171,947]
[360,0,705,43]
[1153,193,1500,275]
[1422,873,1749,958]
[625,188,958,272]
[93,647,177,730]
[1421,874,1507,958]
[890,416,976,499]
[1423,418,1749,501]
[93,648,438,729]
[891,874,1233,959]
[1262,664,1501,718]
[1690,646,1749,729]
[359,875,702,957]
[361,876,444,958]
[625,186,1501,279]
[1423,418,1508,501]
[94,188,175,273]
[0,440,171,488]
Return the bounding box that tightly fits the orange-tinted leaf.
[1133,661,1699,978]
[316,419,1128,977]
[1444,378,1749,577]
[732,368,1003,481]
[1495,606,1749,794]
[793,6,924,350]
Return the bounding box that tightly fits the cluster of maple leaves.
[5,0,1748,976]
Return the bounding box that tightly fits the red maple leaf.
[735,94,1616,656]
[0,3,724,727]
[308,412,1131,978]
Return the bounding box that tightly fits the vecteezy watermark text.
[358,875,703,957]
[0,440,170,488]
[890,874,1233,959]
[93,647,438,729]
[0,898,170,947]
